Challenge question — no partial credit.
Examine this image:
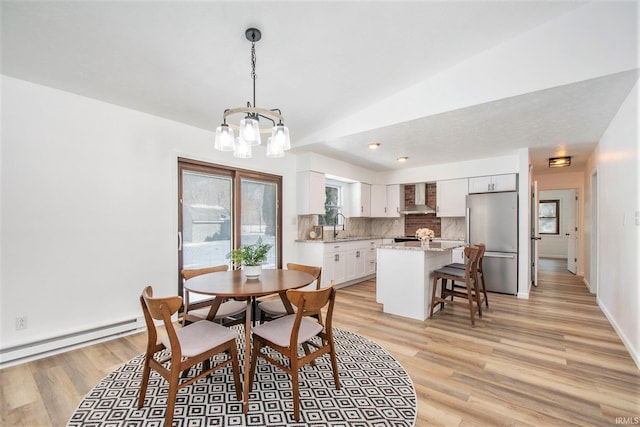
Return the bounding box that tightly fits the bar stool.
[430,245,482,326]
[445,243,488,308]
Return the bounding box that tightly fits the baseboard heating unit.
[0,317,144,368]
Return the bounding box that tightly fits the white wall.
[585,80,639,367]
[0,76,298,356]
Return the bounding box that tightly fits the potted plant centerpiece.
[226,237,273,278]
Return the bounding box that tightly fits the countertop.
[378,241,465,252]
[295,236,389,243]
[295,237,465,245]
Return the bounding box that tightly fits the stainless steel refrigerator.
[466,191,518,295]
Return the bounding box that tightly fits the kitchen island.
[376,241,464,320]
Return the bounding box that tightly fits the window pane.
[181,171,232,270]
[539,218,557,234]
[539,202,557,218]
[319,185,342,226]
[240,179,277,268]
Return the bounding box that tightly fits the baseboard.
[0,316,145,368]
[597,298,640,370]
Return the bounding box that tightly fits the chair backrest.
[475,243,486,272]
[286,282,336,344]
[140,286,183,357]
[181,264,229,281]
[286,263,322,289]
[463,246,480,281]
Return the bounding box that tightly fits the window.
[318,183,343,226]
[539,200,560,235]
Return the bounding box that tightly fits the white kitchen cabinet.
[468,174,517,194]
[452,247,466,264]
[296,171,325,215]
[346,245,366,281]
[348,182,371,217]
[323,245,346,286]
[295,239,380,288]
[370,184,401,217]
[436,179,468,217]
[370,185,387,217]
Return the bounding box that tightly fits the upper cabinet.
[296,171,325,215]
[436,179,468,217]
[468,174,517,194]
[370,184,401,217]
[348,182,371,217]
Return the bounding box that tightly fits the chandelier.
[214,28,291,158]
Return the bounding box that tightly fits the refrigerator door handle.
[465,207,470,245]
[484,252,516,259]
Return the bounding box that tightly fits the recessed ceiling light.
[397,156,408,162]
[368,142,381,149]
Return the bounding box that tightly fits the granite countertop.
[295,236,389,243]
[378,241,465,252]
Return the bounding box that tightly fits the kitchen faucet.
[333,213,346,239]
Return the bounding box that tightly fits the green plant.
[226,237,273,267]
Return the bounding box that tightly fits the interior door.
[531,181,540,287]
[566,189,578,274]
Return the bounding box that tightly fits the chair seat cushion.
[445,263,466,270]
[434,266,466,277]
[258,299,298,316]
[162,320,236,357]
[188,300,246,320]
[252,314,323,348]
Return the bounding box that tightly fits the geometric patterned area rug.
[67,327,417,426]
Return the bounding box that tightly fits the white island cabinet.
[376,241,463,320]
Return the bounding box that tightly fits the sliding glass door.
[178,159,282,295]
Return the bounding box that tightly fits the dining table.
[183,268,316,413]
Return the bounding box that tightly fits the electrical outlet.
[15,316,27,330]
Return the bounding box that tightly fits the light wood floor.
[2,259,638,426]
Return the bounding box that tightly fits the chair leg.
[137,355,151,408]
[291,356,300,421]
[248,339,262,392]
[229,344,242,400]
[165,368,180,427]
[430,275,439,318]
[480,273,489,307]
[465,279,475,326]
[329,338,341,390]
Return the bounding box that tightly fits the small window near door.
[539,200,560,235]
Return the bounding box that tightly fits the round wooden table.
[184,268,316,413]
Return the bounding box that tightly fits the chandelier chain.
[250,42,257,108]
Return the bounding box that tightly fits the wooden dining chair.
[249,282,340,421]
[430,245,483,326]
[138,286,242,427]
[257,263,322,323]
[181,265,246,327]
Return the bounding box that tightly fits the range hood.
[401,183,436,214]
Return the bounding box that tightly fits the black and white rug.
[68,327,417,426]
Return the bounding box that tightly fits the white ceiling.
[2,1,638,173]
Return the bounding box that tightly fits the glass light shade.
[214,124,235,151]
[239,118,261,146]
[233,137,252,158]
[266,137,284,158]
[271,124,290,150]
